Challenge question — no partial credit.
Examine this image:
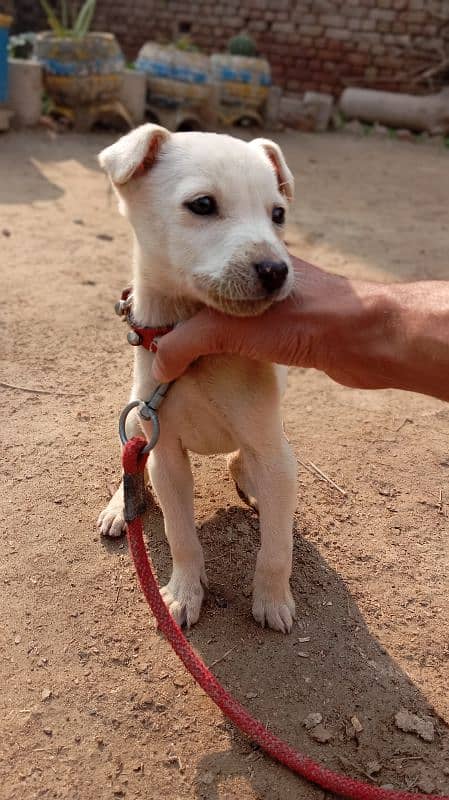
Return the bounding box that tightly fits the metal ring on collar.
[119,400,161,454]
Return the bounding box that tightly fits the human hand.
[152,256,381,387]
[152,255,449,402]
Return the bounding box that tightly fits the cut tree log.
[339,87,449,135]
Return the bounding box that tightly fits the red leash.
[123,437,447,800]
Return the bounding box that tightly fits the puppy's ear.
[250,138,294,202]
[98,123,170,185]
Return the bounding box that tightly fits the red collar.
[115,287,174,353]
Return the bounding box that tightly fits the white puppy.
[97,124,297,633]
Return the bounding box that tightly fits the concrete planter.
[119,68,147,125]
[34,31,124,107]
[8,58,43,126]
[210,53,270,110]
[135,42,212,104]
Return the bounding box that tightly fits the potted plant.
[211,33,271,126]
[34,0,124,107]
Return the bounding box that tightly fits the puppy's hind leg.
[149,435,206,628]
[246,434,297,634]
[227,450,259,512]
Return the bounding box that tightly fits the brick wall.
[12,0,449,96]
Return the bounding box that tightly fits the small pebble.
[43,727,52,736]
[41,688,52,701]
[14,635,21,644]
[351,715,363,733]
[303,712,323,730]
[96,233,114,241]
[309,723,333,743]
[245,691,258,699]
[395,708,434,742]
[2,228,11,237]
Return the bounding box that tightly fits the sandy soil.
[1,128,448,800]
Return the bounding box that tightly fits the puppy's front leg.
[149,437,206,627]
[249,437,297,634]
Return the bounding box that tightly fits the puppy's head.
[99,124,294,316]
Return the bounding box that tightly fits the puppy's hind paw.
[234,482,259,514]
[252,587,296,634]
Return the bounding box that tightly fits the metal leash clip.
[119,382,173,455]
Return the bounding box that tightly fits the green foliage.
[228,33,257,57]
[8,32,36,58]
[174,35,199,52]
[39,0,96,38]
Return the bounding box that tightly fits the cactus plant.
[39,0,96,38]
[228,33,257,57]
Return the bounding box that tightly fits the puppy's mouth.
[193,275,290,317]
[203,292,275,317]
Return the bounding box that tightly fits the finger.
[152,313,225,382]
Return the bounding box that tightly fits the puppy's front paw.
[97,493,125,538]
[252,575,296,634]
[160,568,206,628]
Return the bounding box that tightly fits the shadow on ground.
[0,130,106,204]
[103,499,449,799]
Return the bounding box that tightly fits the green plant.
[8,32,36,58]
[228,33,257,57]
[39,0,96,38]
[174,35,199,53]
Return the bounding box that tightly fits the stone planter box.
[8,58,43,126]
[34,31,124,107]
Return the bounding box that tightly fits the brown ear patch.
[250,137,294,202]
[266,150,289,198]
[134,132,166,179]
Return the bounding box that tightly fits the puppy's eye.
[272,206,285,225]
[185,196,217,216]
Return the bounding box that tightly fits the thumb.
[152,311,226,382]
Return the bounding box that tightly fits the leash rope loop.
[122,437,448,800]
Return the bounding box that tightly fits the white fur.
[97,125,298,633]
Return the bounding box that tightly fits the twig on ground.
[396,417,413,432]
[298,457,347,497]
[114,585,121,606]
[337,755,377,783]
[209,646,236,668]
[437,488,444,515]
[0,380,85,397]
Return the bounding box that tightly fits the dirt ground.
[1,128,448,800]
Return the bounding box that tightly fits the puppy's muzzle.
[254,260,289,294]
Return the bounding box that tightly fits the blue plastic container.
[0,16,11,103]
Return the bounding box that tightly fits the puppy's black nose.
[254,260,288,294]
